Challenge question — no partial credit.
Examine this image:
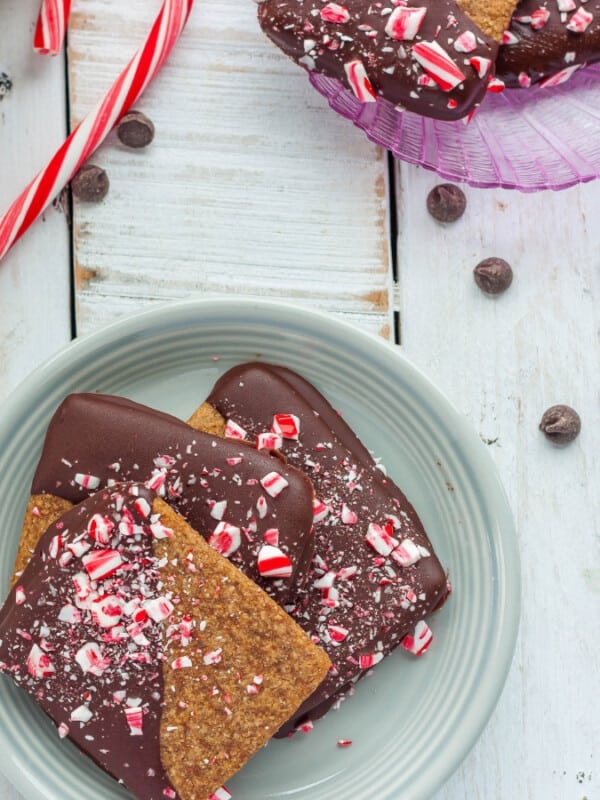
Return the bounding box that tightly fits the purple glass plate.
[310,63,600,192]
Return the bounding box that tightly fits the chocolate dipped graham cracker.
[191,362,450,735]
[257,0,516,120]
[24,393,315,605]
[496,0,600,87]
[0,484,331,800]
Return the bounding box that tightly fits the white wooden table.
[1,1,599,798]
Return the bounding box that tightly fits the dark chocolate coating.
[496,0,600,86]
[258,0,498,120]
[31,393,315,604]
[207,363,449,735]
[0,485,173,799]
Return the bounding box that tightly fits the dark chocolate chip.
[426,184,466,223]
[117,110,155,149]
[473,257,513,295]
[71,164,110,202]
[539,405,581,445]
[0,72,12,99]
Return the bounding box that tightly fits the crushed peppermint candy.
[402,620,434,655]
[344,59,377,102]
[411,40,466,92]
[257,544,293,578]
[384,5,427,40]
[260,471,289,497]
[208,521,242,557]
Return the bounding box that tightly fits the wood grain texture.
[68,0,392,339]
[395,163,600,800]
[0,1,71,406]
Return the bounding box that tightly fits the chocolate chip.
[71,164,110,202]
[117,110,155,149]
[0,71,12,100]
[426,184,466,223]
[473,257,513,295]
[539,405,581,445]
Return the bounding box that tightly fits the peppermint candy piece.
[312,496,330,523]
[208,787,232,800]
[344,59,377,102]
[384,6,427,40]
[142,595,174,623]
[75,642,109,675]
[391,538,421,567]
[272,412,300,439]
[487,76,505,93]
[257,544,293,578]
[208,521,241,557]
[260,471,289,497]
[263,528,279,546]
[469,56,492,79]
[341,503,358,524]
[358,651,384,669]
[328,624,349,642]
[365,522,398,556]
[74,472,100,490]
[501,30,519,45]
[82,548,123,581]
[87,513,115,544]
[256,431,283,450]
[209,499,227,520]
[91,595,123,628]
[402,620,433,655]
[124,705,143,736]
[320,2,350,23]
[453,30,477,53]
[518,71,532,88]
[411,40,466,92]
[203,648,223,665]
[566,7,593,33]
[539,64,581,87]
[171,656,193,670]
[70,704,93,724]
[26,643,56,678]
[530,7,551,29]
[224,418,247,439]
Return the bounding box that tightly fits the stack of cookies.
[0,363,450,799]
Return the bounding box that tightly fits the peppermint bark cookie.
[496,0,600,87]
[191,362,450,735]
[25,393,316,605]
[0,485,331,800]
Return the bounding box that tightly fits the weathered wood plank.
[395,162,600,799]
[68,0,393,339]
[0,2,71,407]
[0,12,71,800]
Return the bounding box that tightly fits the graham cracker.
[456,0,515,41]
[186,401,226,436]
[154,498,331,799]
[11,494,73,587]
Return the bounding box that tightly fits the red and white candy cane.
[34,0,72,56]
[0,0,193,263]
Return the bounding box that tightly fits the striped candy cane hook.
[34,0,72,56]
[0,0,193,263]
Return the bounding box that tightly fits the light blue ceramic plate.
[0,298,520,800]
